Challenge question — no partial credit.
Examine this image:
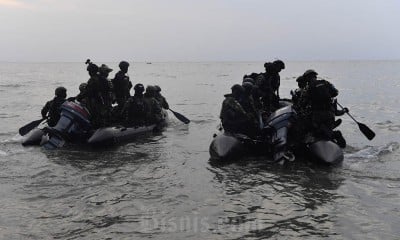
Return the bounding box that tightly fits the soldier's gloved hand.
[343,107,349,113]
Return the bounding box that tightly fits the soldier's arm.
[162,97,169,109]
[332,99,347,116]
[41,101,50,118]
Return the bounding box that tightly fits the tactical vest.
[129,96,146,116]
[47,97,65,127]
[309,80,337,100]
[309,80,338,110]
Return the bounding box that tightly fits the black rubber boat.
[209,105,344,165]
[295,137,344,165]
[87,121,166,147]
[22,128,45,146]
[209,132,266,161]
[22,101,168,149]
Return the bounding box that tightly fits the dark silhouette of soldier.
[41,87,67,127]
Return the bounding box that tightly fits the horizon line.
[1,59,399,64]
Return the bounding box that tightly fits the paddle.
[337,102,375,140]
[19,118,45,136]
[169,109,190,124]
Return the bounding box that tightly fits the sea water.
[0,61,399,239]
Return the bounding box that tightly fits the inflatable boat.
[209,105,344,165]
[22,101,167,149]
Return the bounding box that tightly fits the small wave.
[346,142,399,160]
[283,76,297,81]
[0,134,23,144]
[149,73,162,77]
[0,132,15,136]
[389,126,400,132]
[375,121,400,132]
[376,120,392,125]
[190,119,217,125]
[189,103,208,106]
[0,113,20,119]
[165,118,190,128]
[0,84,23,88]
[0,150,7,156]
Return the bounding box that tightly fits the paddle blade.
[357,122,375,140]
[19,118,44,136]
[169,109,190,124]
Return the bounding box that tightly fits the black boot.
[333,130,346,148]
[333,119,342,129]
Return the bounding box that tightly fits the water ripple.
[1,62,400,239]
[346,142,399,160]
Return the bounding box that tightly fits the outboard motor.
[41,101,91,149]
[263,106,296,162]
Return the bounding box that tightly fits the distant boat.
[146,62,152,64]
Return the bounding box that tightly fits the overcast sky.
[0,0,399,62]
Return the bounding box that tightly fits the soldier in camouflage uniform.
[143,85,163,125]
[255,62,279,114]
[220,84,258,136]
[241,82,259,127]
[154,85,169,110]
[121,83,147,127]
[41,87,67,127]
[85,62,110,128]
[292,75,311,116]
[270,60,285,99]
[68,83,88,106]
[112,61,132,109]
[295,70,348,147]
[243,77,262,111]
[98,64,113,108]
[291,74,313,142]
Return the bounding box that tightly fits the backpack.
[309,80,338,102]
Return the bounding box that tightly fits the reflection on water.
[208,159,344,238]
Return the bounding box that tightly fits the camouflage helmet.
[145,85,156,93]
[264,62,274,72]
[273,60,285,70]
[55,86,67,97]
[154,85,162,92]
[231,84,245,94]
[134,83,145,93]
[86,63,99,73]
[303,69,318,78]
[296,76,305,83]
[79,83,87,92]
[242,77,255,85]
[119,61,130,69]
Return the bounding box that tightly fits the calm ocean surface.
[0,61,399,239]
